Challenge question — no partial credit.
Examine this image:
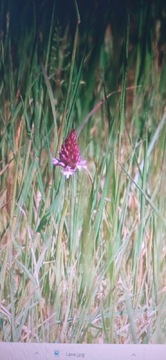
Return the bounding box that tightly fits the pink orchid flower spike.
[52,129,87,179]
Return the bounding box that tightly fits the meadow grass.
[0,1,166,343]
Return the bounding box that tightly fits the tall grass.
[0,1,166,343]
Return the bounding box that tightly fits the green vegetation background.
[0,0,166,343]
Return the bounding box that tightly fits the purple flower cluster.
[52,129,87,178]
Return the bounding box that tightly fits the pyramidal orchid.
[52,129,87,179]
